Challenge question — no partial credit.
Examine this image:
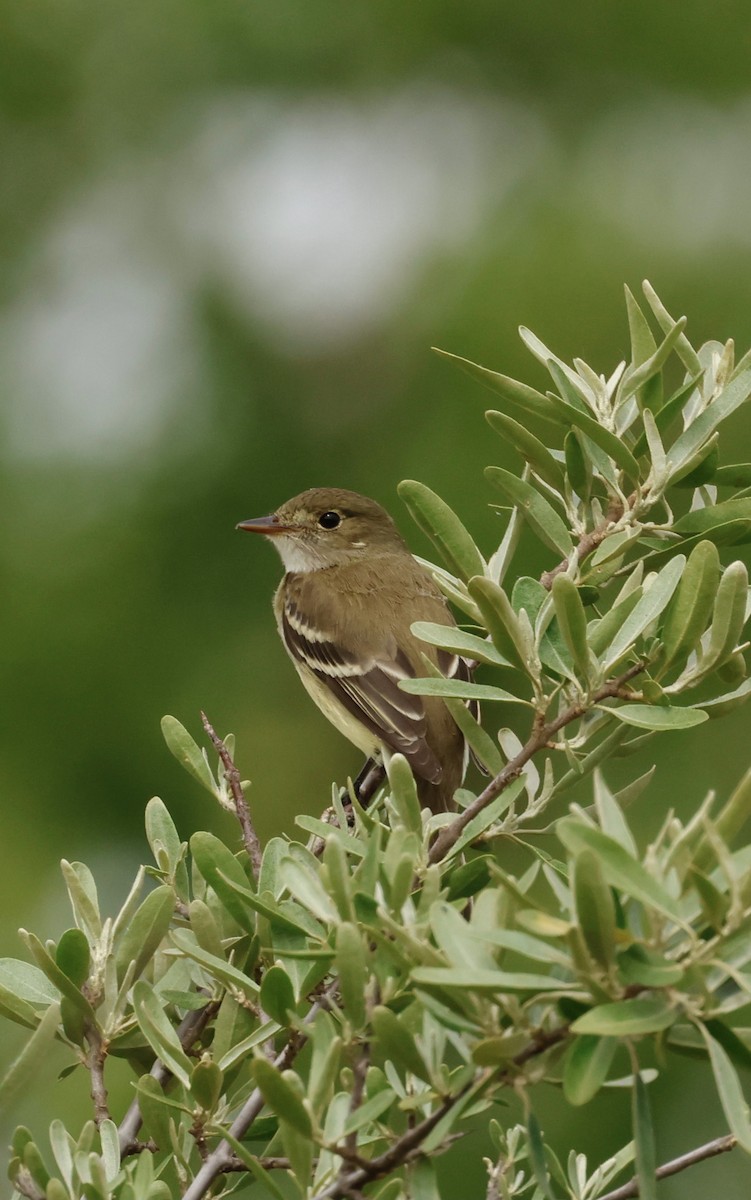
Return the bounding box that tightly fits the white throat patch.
[270,535,324,574]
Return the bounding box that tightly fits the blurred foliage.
[4,0,751,1193]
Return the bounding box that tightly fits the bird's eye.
[318,511,341,529]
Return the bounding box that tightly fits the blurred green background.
[3,0,751,1192]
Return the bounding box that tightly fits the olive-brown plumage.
[237,488,469,810]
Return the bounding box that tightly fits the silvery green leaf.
[398,480,485,582]
[642,281,702,374]
[161,716,216,796]
[603,556,685,671]
[433,347,562,423]
[602,703,708,731]
[620,315,687,404]
[485,467,574,558]
[486,410,566,492]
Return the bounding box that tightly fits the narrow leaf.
[433,347,562,423]
[485,466,574,557]
[252,1058,313,1137]
[571,996,675,1036]
[603,704,708,731]
[563,1035,617,1106]
[398,480,485,582]
[556,820,682,920]
[603,556,686,670]
[486,410,566,491]
[161,715,215,795]
[701,1025,751,1152]
[552,575,590,678]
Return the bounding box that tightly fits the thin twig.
[118,1000,218,1153]
[427,662,645,864]
[201,711,262,878]
[597,1133,736,1200]
[540,501,626,591]
[86,1023,111,1126]
[181,981,338,1199]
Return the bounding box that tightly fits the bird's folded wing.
[281,602,444,783]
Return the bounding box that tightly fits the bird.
[237,487,471,811]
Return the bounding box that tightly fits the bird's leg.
[352,757,386,807]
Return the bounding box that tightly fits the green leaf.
[544,362,640,480]
[190,831,256,934]
[617,946,684,988]
[485,466,574,557]
[411,620,510,667]
[55,928,90,988]
[188,898,225,960]
[397,480,485,582]
[161,715,216,795]
[371,1005,432,1083]
[526,1109,556,1200]
[136,1076,175,1148]
[0,959,60,1007]
[386,754,423,832]
[603,704,708,731]
[564,429,592,498]
[603,556,686,670]
[0,1002,60,1119]
[659,540,720,670]
[556,820,682,921]
[702,561,749,673]
[433,347,562,424]
[468,576,529,673]
[399,676,525,703]
[715,463,751,487]
[191,1060,223,1112]
[486,410,566,492]
[341,1088,396,1135]
[279,856,339,924]
[412,966,565,992]
[335,923,368,1031]
[588,590,642,659]
[552,575,590,678]
[571,996,676,1036]
[642,281,702,373]
[170,929,260,1001]
[632,1067,657,1200]
[701,1024,751,1152]
[132,980,195,1087]
[145,797,183,875]
[621,315,688,405]
[260,965,296,1026]
[668,367,751,475]
[563,1035,617,1105]
[115,885,174,983]
[19,931,97,1020]
[252,1058,313,1137]
[60,860,101,943]
[573,851,616,969]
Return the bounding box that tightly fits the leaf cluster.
[5,283,751,1200]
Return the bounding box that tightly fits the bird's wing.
[280,598,445,783]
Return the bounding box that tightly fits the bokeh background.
[3,0,751,1193]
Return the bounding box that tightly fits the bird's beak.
[236,513,294,536]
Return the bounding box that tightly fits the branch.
[181,982,338,1199]
[540,500,626,591]
[86,1023,110,1126]
[597,1134,736,1200]
[428,662,645,864]
[118,1000,218,1153]
[201,711,262,878]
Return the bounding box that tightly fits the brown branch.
[201,711,262,878]
[181,981,338,1200]
[597,1134,736,1200]
[86,1023,110,1126]
[540,501,626,591]
[427,662,645,865]
[118,1000,218,1153]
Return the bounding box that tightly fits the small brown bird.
[237,487,471,810]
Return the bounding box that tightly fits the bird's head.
[237,487,407,573]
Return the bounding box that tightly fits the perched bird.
[237,487,471,811]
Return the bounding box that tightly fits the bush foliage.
[5,282,751,1200]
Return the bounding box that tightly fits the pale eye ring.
[318,511,341,530]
